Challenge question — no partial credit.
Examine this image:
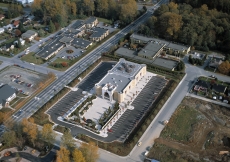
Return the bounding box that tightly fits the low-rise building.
[71,38,92,49]
[130,34,190,54]
[14,38,25,46]
[4,43,14,51]
[208,56,224,69]
[0,84,16,109]
[194,80,209,92]
[21,30,38,41]
[36,37,65,60]
[71,20,85,30]
[85,17,98,28]
[138,42,165,60]
[152,58,178,71]
[95,58,146,103]
[211,84,227,95]
[89,27,109,42]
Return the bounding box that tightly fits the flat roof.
[36,37,64,59]
[138,42,164,58]
[167,43,187,51]
[115,47,136,58]
[152,58,178,70]
[97,58,145,93]
[90,27,108,38]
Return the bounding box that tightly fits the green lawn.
[21,52,45,64]
[198,76,229,86]
[97,17,112,25]
[48,58,75,71]
[0,2,10,7]
[161,105,201,141]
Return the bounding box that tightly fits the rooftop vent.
[119,80,122,82]
[46,51,48,52]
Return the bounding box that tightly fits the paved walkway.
[186,93,230,108]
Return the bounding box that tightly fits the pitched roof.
[0,84,16,104]
[13,20,20,26]
[195,80,209,89]
[85,17,97,24]
[211,84,227,93]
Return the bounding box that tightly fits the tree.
[81,0,95,16]
[56,146,70,162]
[18,22,25,33]
[96,0,109,17]
[0,112,7,124]
[17,38,22,48]
[49,20,55,33]
[61,130,76,150]
[72,148,86,162]
[21,118,38,147]
[1,131,16,147]
[71,2,77,16]
[41,124,56,147]
[218,61,230,75]
[15,29,21,37]
[79,141,99,162]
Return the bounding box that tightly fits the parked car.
[213,96,217,100]
[137,141,142,146]
[144,151,149,156]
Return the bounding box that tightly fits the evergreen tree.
[49,20,55,33]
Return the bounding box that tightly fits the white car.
[137,142,142,146]
[25,50,29,54]
[144,151,149,156]
[213,96,217,100]
[61,56,65,59]
[30,63,35,65]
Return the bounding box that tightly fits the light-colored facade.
[95,58,146,103]
[21,30,38,41]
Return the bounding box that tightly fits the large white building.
[95,58,146,103]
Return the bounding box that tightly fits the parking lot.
[109,76,167,141]
[0,66,47,95]
[46,61,168,142]
[47,62,115,119]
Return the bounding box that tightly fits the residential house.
[67,28,85,37]
[4,43,14,51]
[85,17,98,28]
[89,27,109,42]
[14,38,25,46]
[194,80,209,92]
[211,84,227,95]
[4,24,13,33]
[0,84,16,109]
[21,30,38,41]
[208,56,224,69]
[13,20,20,28]
[71,20,85,30]
[0,28,4,34]
[0,14,5,21]
[21,18,30,25]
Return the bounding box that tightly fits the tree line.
[171,0,230,14]
[1,118,99,162]
[32,0,138,30]
[138,2,230,53]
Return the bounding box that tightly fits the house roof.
[0,84,16,104]
[212,84,227,93]
[115,47,136,58]
[152,58,178,70]
[195,80,209,89]
[138,42,164,58]
[21,30,37,38]
[85,17,97,24]
[13,20,20,26]
[90,27,108,38]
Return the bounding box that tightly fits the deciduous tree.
[218,61,230,75]
[1,131,16,147]
[61,130,76,150]
[72,148,86,162]
[79,141,99,162]
[56,146,70,162]
[41,124,56,147]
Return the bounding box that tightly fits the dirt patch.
[148,97,230,162]
[0,66,47,95]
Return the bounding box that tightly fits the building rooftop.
[0,84,15,104]
[90,27,108,38]
[85,17,97,24]
[21,30,37,38]
[166,43,187,51]
[152,58,178,70]
[71,38,92,48]
[59,36,73,44]
[138,42,164,58]
[212,84,227,93]
[115,47,136,58]
[191,52,205,60]
[71,20,85,29]
[195,80,209,89]
[97,58,145,93]
[36,37,64,59]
